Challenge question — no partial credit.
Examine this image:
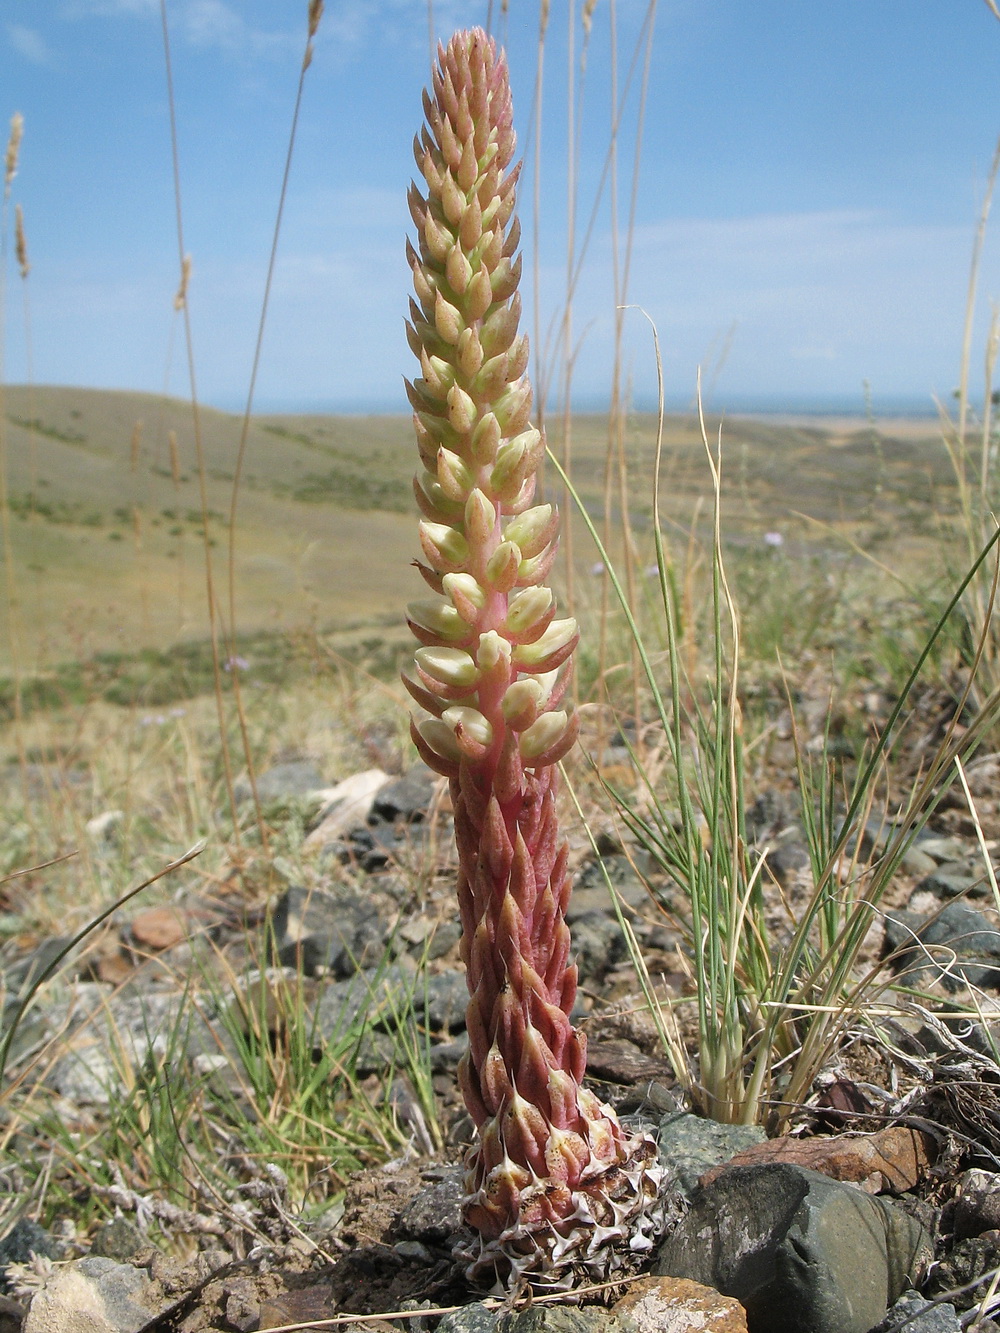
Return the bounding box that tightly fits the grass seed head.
[5,112,23,195]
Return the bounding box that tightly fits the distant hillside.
[0,385,951,680]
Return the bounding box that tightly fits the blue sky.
[2,1,1000,414]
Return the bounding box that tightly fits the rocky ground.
[3,739,1000,1333]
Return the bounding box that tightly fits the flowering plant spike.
[404,28,665,1290]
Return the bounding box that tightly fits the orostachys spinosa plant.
[403,28,666,1292]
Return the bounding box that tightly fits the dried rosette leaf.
[404,28,666,1291]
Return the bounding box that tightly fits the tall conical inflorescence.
[404,28,664,1290]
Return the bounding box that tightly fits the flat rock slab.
[613,1276,748,1332]
[869,1289,961,1332]
[653,1163,933,1333]
[258,1284,336,1329]
[303,768,392,849]
[270,883,387,977]
[699,1126,936,1194]
[129,905,188,951]
[439,1307,612,1333]
[657,1111,767,1199]
[24,1256,163,1333]
[586,1038,675,1087]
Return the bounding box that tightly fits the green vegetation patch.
[6,415,87,444]
[287,466,410,511]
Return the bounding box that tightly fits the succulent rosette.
[403,28,665,1291]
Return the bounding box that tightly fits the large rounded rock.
[657,1111,767,1200]
[23,1257,161,1333]
[653,1163,932,1333]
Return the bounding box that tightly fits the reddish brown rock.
[130,906,188,952]
[258,1283,335,1329]
[699,1126,935,1194]
[613,1275,749,1332]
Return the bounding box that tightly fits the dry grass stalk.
[14,204,28,279]
[173,253,192,312]
[129,420,144,472]
[4,113,22,196]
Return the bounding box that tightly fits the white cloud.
[7,24,57,66]
[61,0,299,59]
[529,209,989,405]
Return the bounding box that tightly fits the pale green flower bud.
[437,447,474,502]
[477,629,511,670]
[457,327,484,378]
[414,469,464,522]
[519,711,569,760]
[490,427,541,495]
[480,294,520,356]
[441,171,465,225]
[485,540,521,592]
[513,617,577,668]
[504,585,553,637]
[464,488,497,547]
[447,383,477,434]
[434,289,463,343]
[443,571,487,622]
[470,411,502,465]
[466,267,493,320]
[415,645,480,688]
[504,503,556,559]
[407,598,468,641]
[493,379,532,433]
[442,705,493,747]
[527,669,560,703]
[418,520,469,570]
[423,210,451,263]
[446,243,473,295]
[501,678,543,730]
[417,716,462,763]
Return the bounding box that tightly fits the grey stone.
[233,759,326,806]
[566,855,649,920]
[915,862,986,901]
[88,1218,147,1263]
[220,1274,260,1331]
[746,790,799,844]
[427,920,462,960]
[0,1220,58,1289]
[571,912,628,982]
[437,1304,499,1333]
[430,1032,469,1071]
[928,1234,1000,1312]
[371,766,437,823]
[421,970,469,1032]
[653,1163,932,1333]
[439,1301,621,1333]
[500,1309,617,1333]
[341,823,404,871]
[900,846,938,877]
[952,1168,1000,1238]
[657,1111,767,1198]
[24,1256,161,1333]
[396,1167,464,1243]
[270,885,385,977]
[312,965,412,1040]
[46,987,194,1106]
[768,840,811,884]
[870,1290,961,1332]
[886,903,1000,992]
[914,835,974,865]
[5,936,76,995]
